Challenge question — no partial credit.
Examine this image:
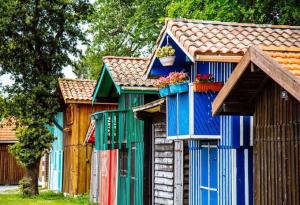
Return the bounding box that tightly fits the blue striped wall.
[194,92,220,136]
[189,62,253,205]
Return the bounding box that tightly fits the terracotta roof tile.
[0,118,17,142]
[59,79,96,103]
[265,48,300,78]
[166,18,300,56]
[103,56,156,87]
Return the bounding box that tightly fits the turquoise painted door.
[49,112,63,192]
[200,142,218,205]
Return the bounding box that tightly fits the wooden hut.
[0,118,25,185]
[144,18,300,204]
[213,46,300,205]
[48,79,116,195]
[133,98,189,205]
[90,56,157,205]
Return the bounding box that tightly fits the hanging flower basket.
[169,82,189,94]
[159,86,171,97]
[157,45,176,67]
[159,56,176,67]
[193,82,223,92]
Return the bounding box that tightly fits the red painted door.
[99,149,118,205]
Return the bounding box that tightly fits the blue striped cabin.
[144,19,256,205]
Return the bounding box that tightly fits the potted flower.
[193,73,223,92]
[155,76,171,97]
[156,45,176,66]
[168,72,189,94]
[155,72,189,97]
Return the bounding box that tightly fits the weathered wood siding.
[89,147,99,203]
[0,144,25,185]
[153,122,174,204]
[254,81,300,205]
[63,103,115,195]
[152,121,189,205]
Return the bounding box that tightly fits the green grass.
[0,190,96,205]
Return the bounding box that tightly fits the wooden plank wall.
[152,121,189,205]
[63,103,116,195]
[90,147,100,203]
[0,144,25,185]
[153,122,175,204]
[254,81,300,205]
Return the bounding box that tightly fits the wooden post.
[174,141,184,205]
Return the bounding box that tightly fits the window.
[119,146,128,177]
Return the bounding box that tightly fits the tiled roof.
[265,48,300,78]
[103,56,156,87]
[59,79,96,103]
[0,118,17,142]
[164,18,300,56]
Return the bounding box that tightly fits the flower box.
[159,56,176,67]
[159,86,171,97]
[169,82,189,94]
[193,82,223,92]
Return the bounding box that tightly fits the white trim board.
[167,134,221,140]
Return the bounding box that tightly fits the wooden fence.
[0,144,25,185]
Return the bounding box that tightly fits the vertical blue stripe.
[236,148,245,204]
[248,147,254,205]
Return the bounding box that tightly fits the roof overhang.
[0,140,17,144]
[92,65,121,103]
[212,46,300,116]
[133,98,165,120]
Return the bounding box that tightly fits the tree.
[75,0,171,79]
[167,0,300,25]
[0,0,91,195]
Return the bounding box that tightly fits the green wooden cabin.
[91,56,157,205]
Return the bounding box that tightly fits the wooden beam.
[196,55,242,63]
[212,50,251,115]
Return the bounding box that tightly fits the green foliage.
[156,46,175,58]
[0,0,91,195]
[76,0,171,79]
[10,123,54,167]
[167,0,300,25]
